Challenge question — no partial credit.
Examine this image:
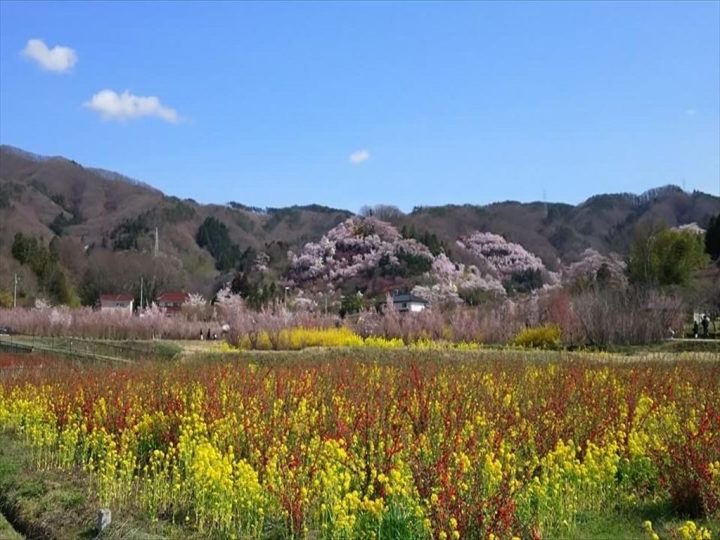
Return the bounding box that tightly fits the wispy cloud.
[349,149,370,164]
[84,90,180,123]
[22,38,77,73]
[686,108,697,117]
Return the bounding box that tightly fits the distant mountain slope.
[0,144,718,303]
[401,187,719,270]
[0,145,352,298]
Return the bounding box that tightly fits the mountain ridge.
[1,144,718,304]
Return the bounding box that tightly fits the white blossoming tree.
[288,217,434,289]
[563,248,627,289]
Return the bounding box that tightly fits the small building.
[156,291,189,315]
[382,292,428,313]
[99,294,134,314]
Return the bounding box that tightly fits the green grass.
[2,335,184,363]
[0,512,22,539]
[568,503,720,540]
[0,432,196,539]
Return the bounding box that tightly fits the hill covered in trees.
[1,144,718,307]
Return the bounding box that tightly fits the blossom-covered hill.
[286,218,650,306]
[287,217,435,294]
[288,216,559,303]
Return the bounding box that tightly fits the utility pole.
[13,273,18,308]
[140,276,144,310]
[154,228,159,257]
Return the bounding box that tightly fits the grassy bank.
[0,432,196,539]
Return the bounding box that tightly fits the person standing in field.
[701,315,710,338]
[693,319,700,338]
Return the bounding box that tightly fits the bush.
[150,341,183,361]
[0,291,12,309]
[513,324,561,349]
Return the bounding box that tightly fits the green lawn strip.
[0,432,198,539]
[0,511,22,539]
[0,432,95,538]
[2,335,186,363]
[560,503,720,540]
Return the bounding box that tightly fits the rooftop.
[157,291,189,303]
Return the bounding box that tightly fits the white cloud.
[686,108,697,117]
[84,90,180,123]
[349,149,370,164]
[22,38,77,73]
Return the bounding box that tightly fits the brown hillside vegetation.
[1,144,718,303]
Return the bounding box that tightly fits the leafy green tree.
[340,293,364,317]
[112,215,150,250]
[706,213,720,261]
[11,232,34,264]
[0,290,12,308]
[458,287,488,306]
[400,225,451,256]
[79,268,102,306]
[230,271,278,309]
[503,269,543,294]
[11,232,79,306]
[628,223,709,286]
[196,217,242,271]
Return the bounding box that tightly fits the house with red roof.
[156,291,189,316]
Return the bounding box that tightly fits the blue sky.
[1,1,718,211]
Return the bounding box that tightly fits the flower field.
[0,352,718,539]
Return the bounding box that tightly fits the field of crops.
[0,350,718,539]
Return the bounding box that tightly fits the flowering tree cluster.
[289,220,552,305]
[214,284,245,315]
[0,283,690,347]
[288,217,434,284]
[181,293,209,321]
[0,306,209,339]
[412,254,506,306]
[563,249,627,289]
[456,232,545,279]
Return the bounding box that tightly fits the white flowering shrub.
[182,293,210,321]
[253,252,271,273]
[214,284,245,315]
[48,307,72,335]
[184,293,207,307]
[34,297,52,310]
